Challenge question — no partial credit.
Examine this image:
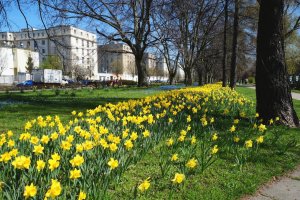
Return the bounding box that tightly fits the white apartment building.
[98,42,169,81]
[0,47,39,85]
[0,26,98,80]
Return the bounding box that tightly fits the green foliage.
[40,55,63,70]
[25,55,34,74]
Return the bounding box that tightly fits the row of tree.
[0,0,299,126]
[21,0,298,86]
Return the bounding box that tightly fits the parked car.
[16,80,34,87]
[62,79,75,84]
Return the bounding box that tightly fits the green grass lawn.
[0,86,299,199]
[0,87,162,132]
[292,89,300,94]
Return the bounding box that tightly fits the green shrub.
[121,80,137,86]
[248,77,255,84]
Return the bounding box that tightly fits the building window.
[1,34,4,39]
[76,38,78,43]
[74,29,76,34]
[42,40,45,45]
[42,32,45,37]
[33,33,35,37]
[42,49,45,54]
[38,33,40,37]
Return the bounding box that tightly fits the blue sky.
[3,4,43,31]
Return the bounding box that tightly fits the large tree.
[36,0,156,86]
[256,0,299,127]
[230,0,240,88]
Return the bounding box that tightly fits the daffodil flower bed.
[0,83,275,199]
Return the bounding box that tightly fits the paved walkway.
[243,166,300,200]
[246,86,300,100]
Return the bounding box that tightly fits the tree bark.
[256,0,299,127]
[197,68,203,86]
[230,0,239,89]
[135,55,148,87]
[222,0,228,87]
[184,67,193,85]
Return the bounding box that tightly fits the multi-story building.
[98,42,169,81]
[0,26,98,80]
[98,42,136,81]
[0,47,39,85]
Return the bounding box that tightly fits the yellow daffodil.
[166,138,174,146]
[186,158,197,169]
[36,160,46,171]
[124,140,134,150]
[70,154,84,167]
[212,133,218,141]
[107,158,118,170]
[256,136,264,144]
[142,130,150,138]
[211,145,219,154]
[45,179,62,199]
[245,140,253,148]
[229,125,236,132]
[78,191,87,200]
[24,183,37,199]
[171,153,179,161]
[172,173,185,184]
[12,156,31,170]
[233,136,240,143]
[70,168,81,179]
[48,159,60,171]
[138,177,151,192]
[258,124,267,132]
[33,144,44,155]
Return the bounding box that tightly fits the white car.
[61,80,68,86]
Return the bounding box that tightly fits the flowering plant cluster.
[0,83,274,199]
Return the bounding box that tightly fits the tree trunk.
[135,55,148,87]
[169,72,175,85]
[222,0,228,87]
[256,0,299,127]
[184,67,193,85]
[230,0,239,89]
[197,67,203,86]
